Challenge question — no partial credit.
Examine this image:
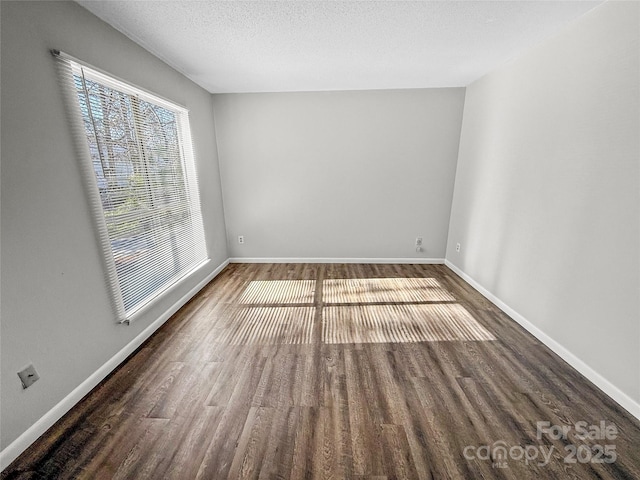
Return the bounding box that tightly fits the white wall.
[213,89,465,260]
[0,1,228,452]
[447,1,639,405]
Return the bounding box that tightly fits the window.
[54,51,208,323]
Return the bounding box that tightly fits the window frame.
[54,50,210,324]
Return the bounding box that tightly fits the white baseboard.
[0,259,230,472]
[444,259,640,422]
[229,257,445,264]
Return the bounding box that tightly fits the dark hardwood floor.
[3,263,639,479]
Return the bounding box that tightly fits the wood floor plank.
[344,349,385,477]
[227,406,276,480]
[256,406,301,480]
[379,424,420,480]
[2,263,639,480]
[162,406,225,480]
[287,406,318,480]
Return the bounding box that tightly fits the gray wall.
[446,1,639,403]
[0,1,228,449]
[213,89,465,260]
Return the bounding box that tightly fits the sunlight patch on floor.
[217,307,315,345]
[238,280,316,304]
[323,278,455,303]
[323,304,495,344]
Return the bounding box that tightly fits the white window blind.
[54,51,209,323]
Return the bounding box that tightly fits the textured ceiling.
[76,1,604,94]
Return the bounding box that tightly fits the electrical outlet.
[238,235,244,244]
[456,243,461,252]
[18,364,40,389]
[415,237,423,246]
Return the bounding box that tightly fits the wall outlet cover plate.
[18,364,40,389]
